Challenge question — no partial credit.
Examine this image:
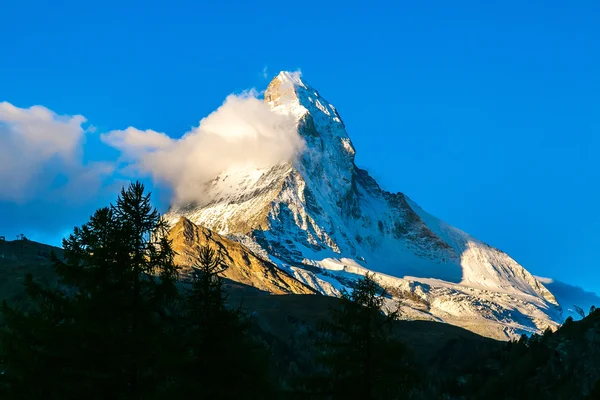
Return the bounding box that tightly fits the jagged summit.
[266,71,357,214]
[165,72,573,340]
[266,71,351,148]
[264,71,307,106]
[266,71,353,147]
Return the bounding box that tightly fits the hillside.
[443,309,600,399]
[0,237,500,373]
[0,239,61,305]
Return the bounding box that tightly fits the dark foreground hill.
[0,239,62,305]
[0,239,499,366]
[2,238,598,399]
[0,239,500,385]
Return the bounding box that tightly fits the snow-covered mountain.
[536,277,600,320]
[166,71,571,340]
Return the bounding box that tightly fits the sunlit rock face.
[168,216,315,295]
[166,71,565,340]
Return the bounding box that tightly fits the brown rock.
[168,217,315,295]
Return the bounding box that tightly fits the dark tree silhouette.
[174,245,272,398]
[306,273,416,400]
[0,182,180,399]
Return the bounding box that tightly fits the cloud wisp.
[0,101,119,243]
[0,86,302,241]
[102,90,304,206]
[0,102,112,203]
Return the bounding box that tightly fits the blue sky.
[1,0,599,293]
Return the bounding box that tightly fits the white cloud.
[102,127,173,157]
[0,102,111,203]
[102,90,304,205]
[262,66,268,79]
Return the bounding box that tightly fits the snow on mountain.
[165,71,571,340]
[536,277,600,320]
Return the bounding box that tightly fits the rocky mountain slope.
[166,71,584,340]
[168,217,314,295]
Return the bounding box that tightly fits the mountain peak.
[275,70,306,87]
[266,71,355,158]
[264,71,358,209]
[264,71,306,108]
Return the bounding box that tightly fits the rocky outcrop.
[168,217,315,295]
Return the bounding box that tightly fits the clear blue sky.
[1,0,599,292]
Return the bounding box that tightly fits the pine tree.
[308,273,416,400]
[175,245,272,398]
[0,182,180,399]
